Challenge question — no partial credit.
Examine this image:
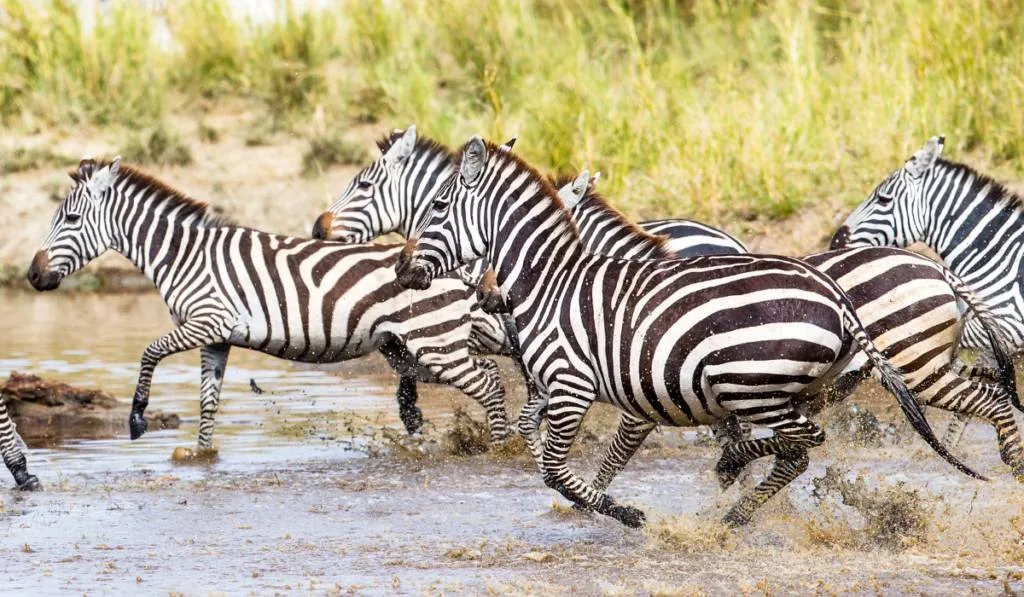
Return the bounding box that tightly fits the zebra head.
[395,136,491,290]
[312,126,419,242]
[831,136,944,249]
[28,157,121,291]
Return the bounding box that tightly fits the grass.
[2,0,1023,221]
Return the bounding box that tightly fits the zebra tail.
[839,306,987,481]
[942,268,1022,414]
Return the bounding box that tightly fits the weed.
[120,125,193,167]
[301,132,369,177]
[0,146,73,174]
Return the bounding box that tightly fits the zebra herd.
[5,130,1024,529]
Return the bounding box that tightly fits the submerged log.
[1,372,180,445]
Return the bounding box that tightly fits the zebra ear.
[460,136,487,186]
[86,156,121,199]
[905,135,944,178]
[558,171,590,208]
[384,125,416,163]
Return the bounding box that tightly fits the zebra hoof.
[15,474,41,491]
[715,464,741,490]
[607,504,646,528]
[721,509,751,528]
[129,412,148,440]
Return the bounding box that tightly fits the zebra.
[544,171,1022,493]
[0,395,39,490]
[393,135,982,527]
[832,135,1024,354]
[315,129,1016,479]
[26,157,512,451]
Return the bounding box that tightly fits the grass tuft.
[120,125,193,167]
[301,132,369,177]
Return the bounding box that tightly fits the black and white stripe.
[27,158,512,449]
[0,394,38,490]
[833,135,1024,352]
[395,136,981,527]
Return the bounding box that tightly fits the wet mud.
[3,290,1024,594]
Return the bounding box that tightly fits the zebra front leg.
[130,318,229,440]
[0,398,38,490]
[196,343,231,449]
[590,414,657,494]
[540,392,646,528]
[719,413,825,527]
[517,382,549,465]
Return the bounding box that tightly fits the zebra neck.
[490,204,585,312]
[922,166,1023,275]
[110,197,214,292]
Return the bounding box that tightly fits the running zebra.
[315,129,1015,476]
[547,172,1022,492]
[394,136,981,527]
[832,136,1024,352]
[0,395,38,490]
[27,158,511,449]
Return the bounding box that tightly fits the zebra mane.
[73,159,233,228]
[468,140,581,239]
[376,130,455,161]
[547,173,673,258]
[934,158,1024,211]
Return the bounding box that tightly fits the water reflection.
[0,289,463,475]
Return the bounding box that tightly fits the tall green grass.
[2,0,1023,221]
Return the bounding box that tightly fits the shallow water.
[3,289,1024,595]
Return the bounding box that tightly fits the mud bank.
[2,372,180,445]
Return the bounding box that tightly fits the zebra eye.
[876,191,894,203]
[357,180,373,191]
[65,213,82,224]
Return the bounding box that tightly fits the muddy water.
[3,290,1024,595]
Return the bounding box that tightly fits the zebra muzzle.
[26,250,61,291]
[311,212,334,240]
[394,243,432,290]
[830,225,851,250]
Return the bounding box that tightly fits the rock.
[1,371,180,444]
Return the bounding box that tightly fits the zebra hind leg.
[396,376,424,435]
[717,414,825,527]
[0,398,39,490]
[924,371,1024,478]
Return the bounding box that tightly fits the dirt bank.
[2,372,180,445]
